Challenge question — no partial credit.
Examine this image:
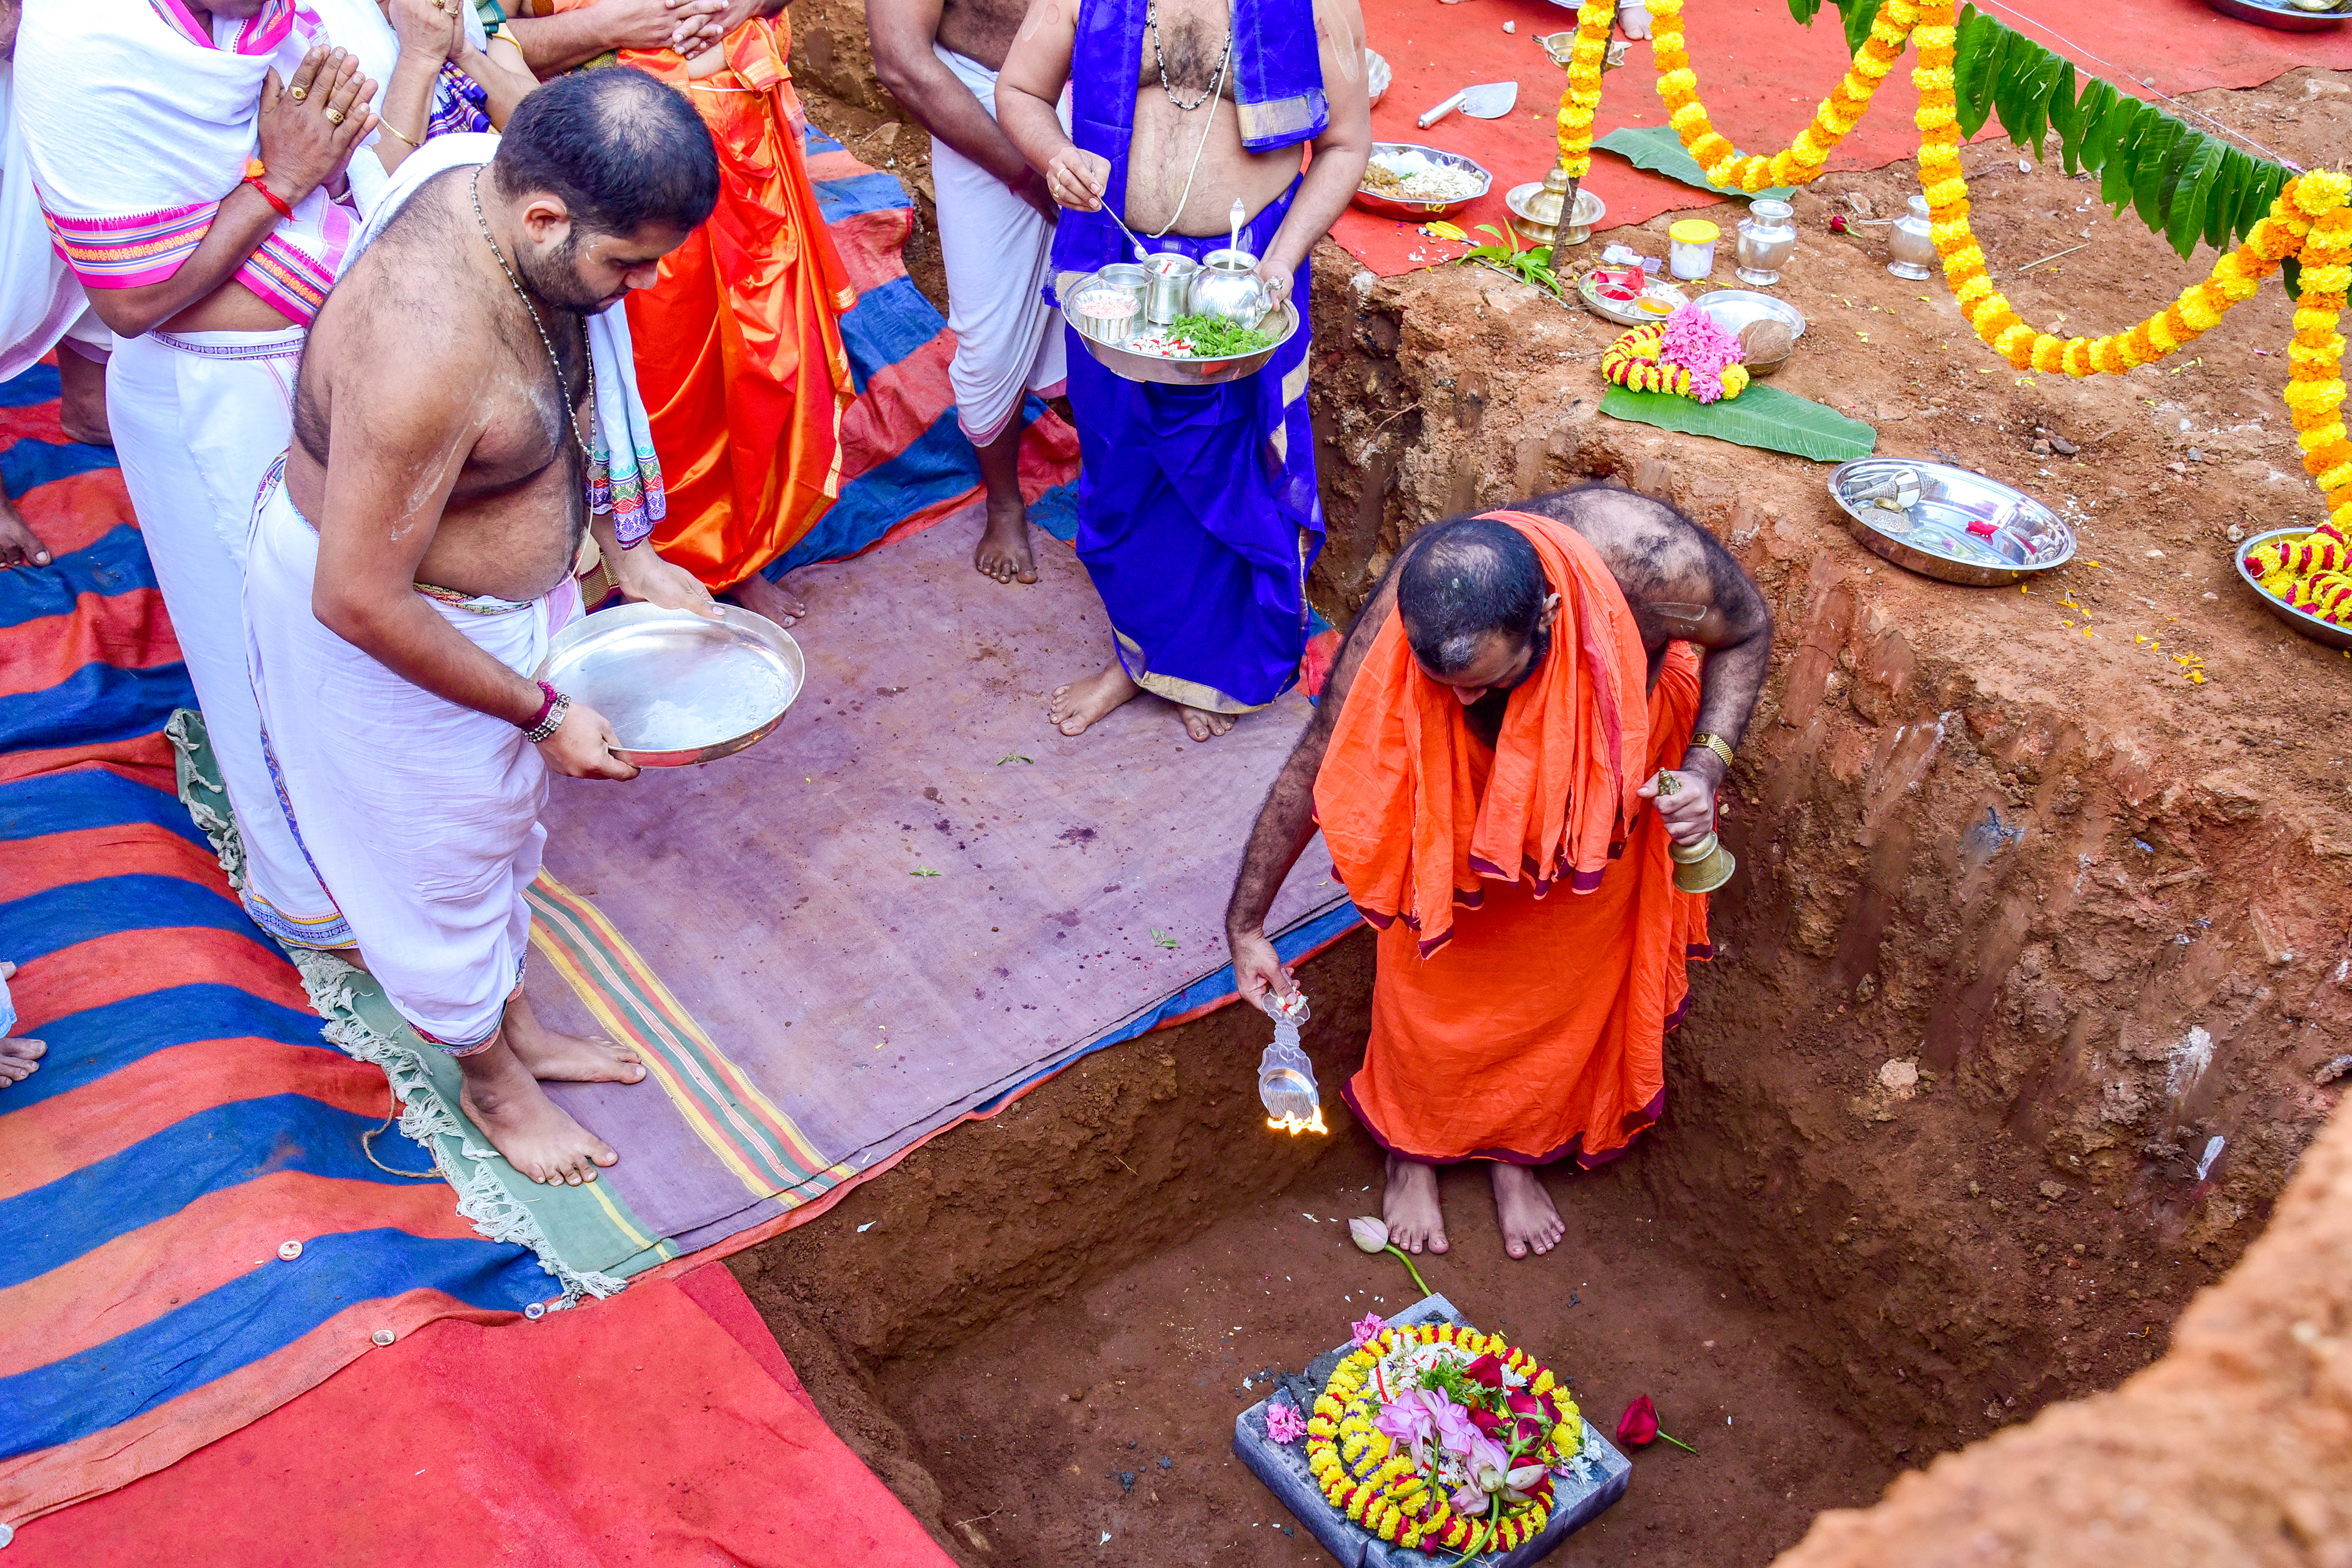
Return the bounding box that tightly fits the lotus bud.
[1349,1215,1389,1254]
[1505,1464,1546,1491]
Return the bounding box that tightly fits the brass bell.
[1669,831,1736,895]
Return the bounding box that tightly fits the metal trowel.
[1417,80,1519,128]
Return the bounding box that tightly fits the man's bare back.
[291,168,588,606]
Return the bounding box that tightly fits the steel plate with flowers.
[1828,459,2075,586]
[1576,268,1687,326]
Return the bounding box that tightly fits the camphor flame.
[1267,1105,1330,1136]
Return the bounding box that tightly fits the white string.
[1142,0,1238,240]
[1972,0,2304,171]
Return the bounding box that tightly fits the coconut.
[1738,317,1796,375]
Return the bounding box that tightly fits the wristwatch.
[1688,732,1736,770]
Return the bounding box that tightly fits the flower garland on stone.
[1304,1319,1583,1557]
[1646,0,1918,192]
[1602,305,1751,402]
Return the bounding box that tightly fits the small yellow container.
[1668,218,1721,280]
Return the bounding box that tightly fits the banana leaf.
[1600,383,1878,463]
[1594,127,1796,201]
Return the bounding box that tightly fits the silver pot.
[1186,248,1274,329]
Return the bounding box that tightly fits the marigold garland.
[1303,1320,1583,1556]
[1601,320,1752,401]
[1529,0,2352,540]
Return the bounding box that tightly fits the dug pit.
[730,44,2351,1568]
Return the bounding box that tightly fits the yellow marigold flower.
[1669,102,1709,134]
[2063,340,2096,376]
[2292,171,2351,217]
[2179,289,2221,332]
[2092,336,2128,373]
[1913,26,1956,49]
[2289,361,2350,397]
[1954,273,1995,309]
[2031,335,2066,371]
[2320,459,2352,494]
[1916,102,1958,132]
[1997,323,2036,365]
[2333,499,2352,530]
[2303,264,2352,295]
[2302,421,2349,451]
[2300,306,2347,336]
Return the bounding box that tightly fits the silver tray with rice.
[1066,269,1300,387]
[1349,143,1492,221]
[536,602,804,767]
[1827,459,2075,586]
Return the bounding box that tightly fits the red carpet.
[7,1262,956,1567]
[1336,0,2351,274]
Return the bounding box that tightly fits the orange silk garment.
[1315,510,1711,1165]
[604,21,857,590]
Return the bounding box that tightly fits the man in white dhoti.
[0,0,110,570]
[248,72,720,1185]
[14,3,382,945]
[871,0,1066,586]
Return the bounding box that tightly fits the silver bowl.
[537,602,804,767]
[1069,275,1299,386]
[2235,528,2352,650]
[1350,143,1492,222]
[1827,459,2076,587]
[2202,0,2344,28]
[1693,289,1807,341]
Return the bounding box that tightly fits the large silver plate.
[2203,0,2344,29]
[1070,279,1299,386]
[1827,459,2075,586]
[1350,142,1493,221]
[2235,527,2352,650]
[537,602,804,767]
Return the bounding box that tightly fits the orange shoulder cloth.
[1314,509,1650,955]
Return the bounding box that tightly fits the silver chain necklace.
[1148,0,1231,113]
[470,168,595,469]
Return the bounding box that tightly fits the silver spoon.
[1101,201,1149,262]
[1228,196,1245,258]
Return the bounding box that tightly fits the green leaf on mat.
[1600,383,1878,463]
[1595,127,1794,202]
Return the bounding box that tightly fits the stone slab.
[1231,1295,1632,1568]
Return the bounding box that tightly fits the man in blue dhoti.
[997,0,1369,741]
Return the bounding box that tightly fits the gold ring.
[325,106,345,124]
[289,85,308,101]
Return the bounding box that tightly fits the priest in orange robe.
[541,16,857,615]
[1224,495,1772,1260]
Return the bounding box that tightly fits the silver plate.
[2235,527,2352,650]
[537,602,804,767]
[2203,0,2344,28]
[1692,289,1808,341]
[1827,458,2075,586]
[1576,270,1686,326]
[1350,143,1493,221]
[1070,279,1299,387]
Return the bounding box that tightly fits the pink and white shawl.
[12,0,357,326]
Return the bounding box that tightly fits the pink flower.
[1465,1432,1513,1494]
[1657,303,1746,402]
[1374,1390,1436,1448]
[1265,1401,1308,1445]
[1430,1393,1482,1458]
[1350,1313,1386,1350]
[1451,1481,1487,1515]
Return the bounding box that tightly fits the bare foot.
[501,988,645,1084]
[973,499,1038,585]
[1489,1162,1565,1259]
[0,502,51,570]
[1383,1153,1449,1254]
[57,347,112,447]
[1179,704,1237,742]
[730,571,808,628]
[1048,660,1141,736]
[0,1034,46,1085]
[455,1036,618,1185]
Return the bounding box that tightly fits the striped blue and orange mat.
[0,127,1354,1532]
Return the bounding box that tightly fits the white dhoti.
[932,45,1067,446]
[244,462,581,1047]
[106,329,348,947]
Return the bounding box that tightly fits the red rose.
[1617,1395,1660,1447]
[1463,1354,1507,1389]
